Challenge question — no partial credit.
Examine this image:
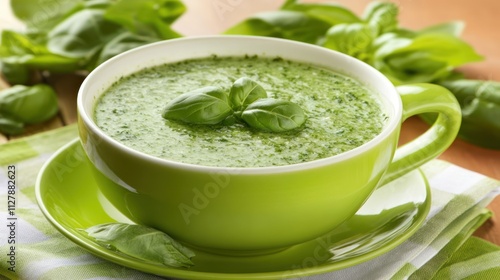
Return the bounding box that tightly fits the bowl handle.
[381,83,461,185]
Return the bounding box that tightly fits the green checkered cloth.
[1,125,499,280]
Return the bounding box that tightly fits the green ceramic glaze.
[76,36,461,254]
[382,83,462,184]
[35,139,430,279]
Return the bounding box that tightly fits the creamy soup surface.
[94,56,387,167]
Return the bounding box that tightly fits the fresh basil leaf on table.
[372,33,483,84]
[363,1,399,36]
[85,223,195,268]
[10,0,82,34]
[47,9,123,59]
[417,21,465,37]
[323,23,373,62]
[0,84,59,124]
[429,79,500,149]
[95,32,159,66]
[281,0,360,25]
[0,117,24,135]
[224,11,331,44]
[162,86,233,125]
[2,0,185,82]
[0,30,81,74]
[0,60,30,85]
[0,84,59,135]
[104,0,185,39]
[321,2,396,64]
[241,98,306,133]
[229,77,268,111]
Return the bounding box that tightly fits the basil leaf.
[224,11,331,44]
[0,84,59,124]
[95,32,159,66]
[162,86,232,125]
[85,0,114,9]
[434,79,500,149]
[373,33,483,83]
[0,30,45,57]
[363,2,398,36]
[0,60,30,85]
[85,223,195,268]
[104,0,185,39]
[282,2,360,26]
[241,98,306,132]
[0,117,24,135]
[229,77,267,111]
[10,0,82,33]
[0,30,81,74]
[323,23,373,62]
[419,21,465,37]
[281,0,297,9]
[47,9,123,59]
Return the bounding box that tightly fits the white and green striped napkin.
[1,125,499,280]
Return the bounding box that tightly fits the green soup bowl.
[77,36,461,255]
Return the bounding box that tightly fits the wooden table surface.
[1,0,499,246]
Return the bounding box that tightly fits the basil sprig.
[162,77,306,132]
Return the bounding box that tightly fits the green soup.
[94,56,387,167]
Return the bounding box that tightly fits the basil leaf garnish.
[162,78,307,133]
[241,98,306,132]
[229,77,268,110]
[85,223,195,268]
[162,86,232,124]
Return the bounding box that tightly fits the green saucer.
[36,139,430,279]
